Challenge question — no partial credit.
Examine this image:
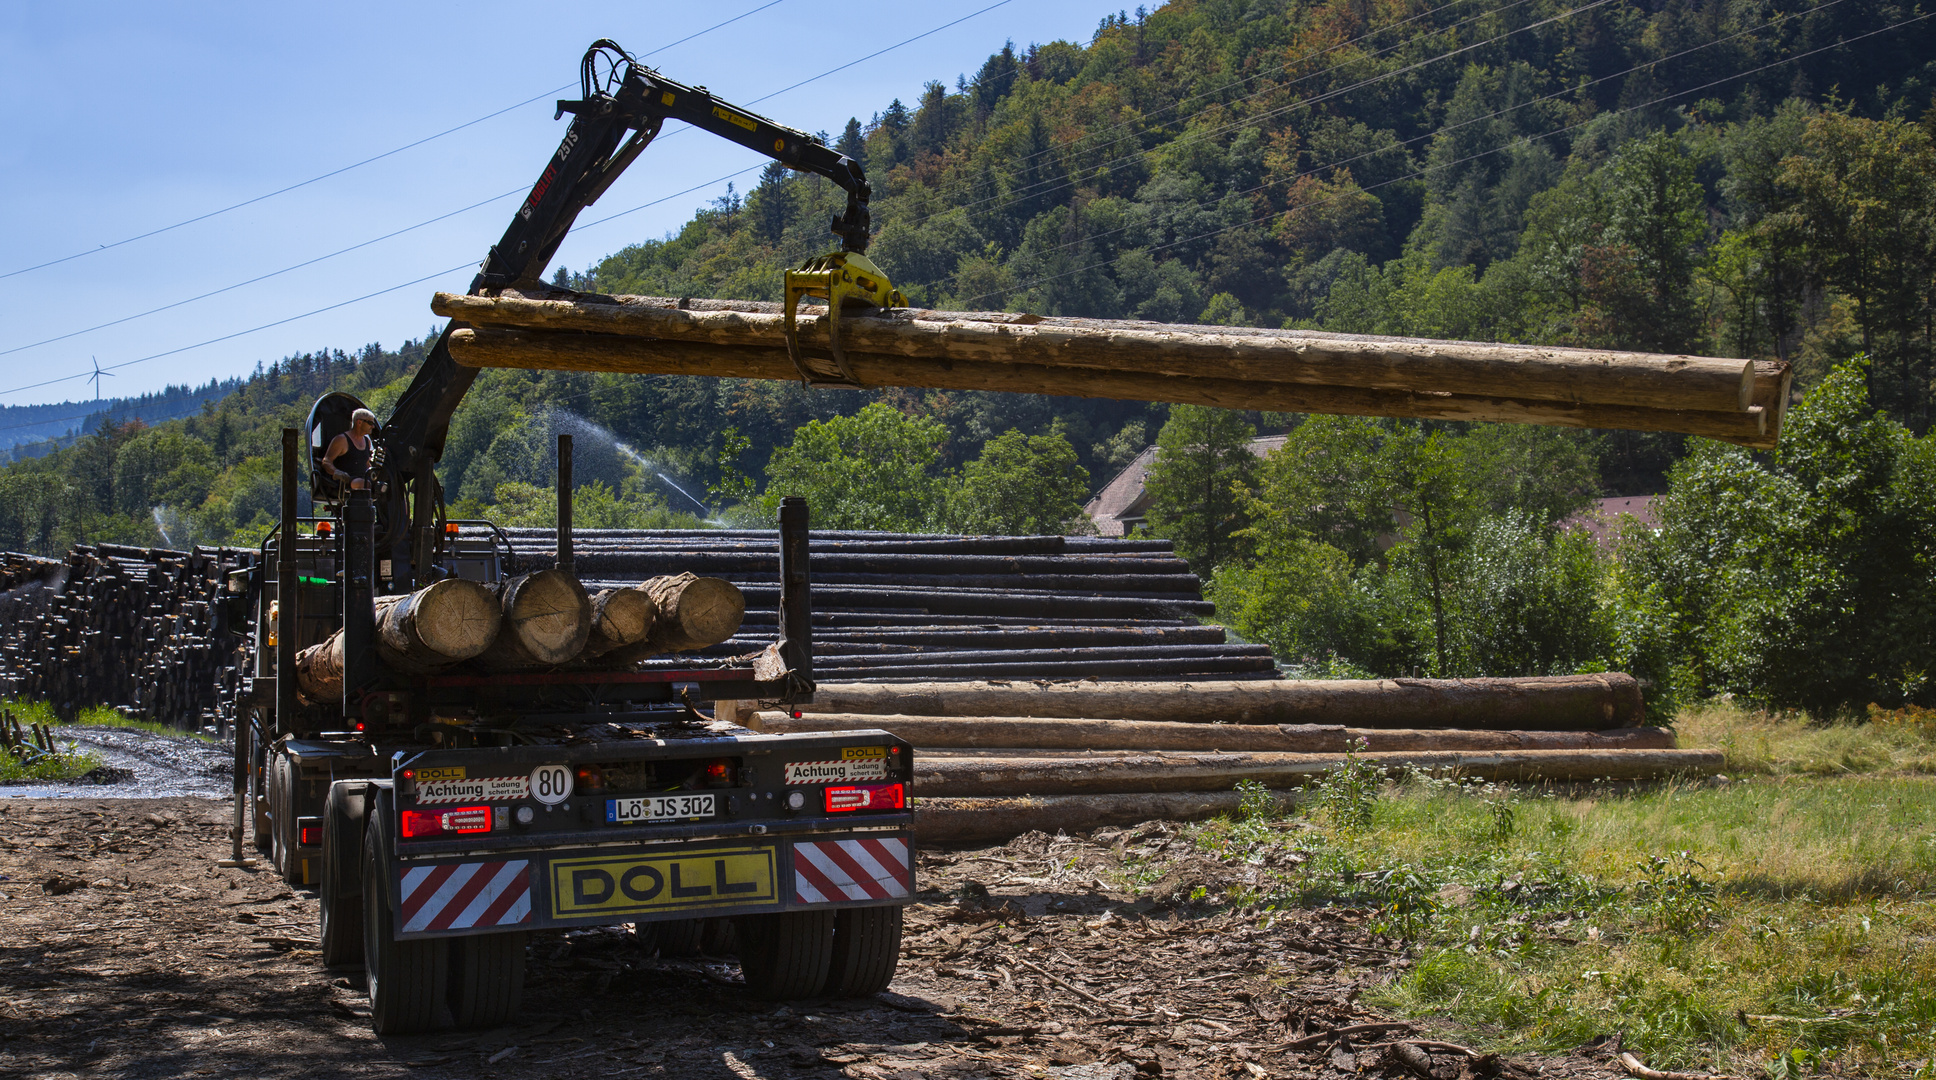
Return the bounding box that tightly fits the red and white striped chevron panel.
[793,837,911,904]
[399,859,532,933]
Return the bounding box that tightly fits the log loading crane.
[227,41,916,1034]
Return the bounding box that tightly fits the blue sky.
[0,1,1125,407]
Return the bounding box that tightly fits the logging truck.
[223,41,917,1034]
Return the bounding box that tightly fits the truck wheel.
[248,722,272,854]
[826,906,903,997]
[268,753,296,882]
[649,918,707,958]
[449,931,527,1029]
[362,817,447,1034]
[319,785,365,969]
[733,910,834,1000]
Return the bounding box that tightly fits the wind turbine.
[87,357,113,401]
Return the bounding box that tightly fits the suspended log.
[582,585,657,657]
[912,748,1723,796]
[477,569,592,668]
[433,292,1760,416]
[373,578,501,673]
[444,327,1775,449]
[755,712,1677,753]
[802,675,1646,731]
[607,573,745,659]
[295,633,344,703]
[915,790,1305,845]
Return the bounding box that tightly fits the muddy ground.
[0,797,1628,1080]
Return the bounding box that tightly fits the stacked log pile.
[434,289,1790,449]
[760,677,1722,843]
[0,545,253,730]
[495,527,1276,682]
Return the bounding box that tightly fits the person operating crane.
[322,408,378,492]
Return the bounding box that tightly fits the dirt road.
[0,797,1621,1079]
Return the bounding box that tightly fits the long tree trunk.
[753,711,1678,752]
[913,747,1722,796]
[444,327,1777,449]
[800,674,1648,730]
[432,292,1761,414]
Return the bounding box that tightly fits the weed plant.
[1176,707,1936,1075]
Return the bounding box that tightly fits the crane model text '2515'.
[223,41,917,1035]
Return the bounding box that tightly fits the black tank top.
[337,433,372,480]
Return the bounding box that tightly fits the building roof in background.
[1084,435,1287,537]
[1560,495,1661,545]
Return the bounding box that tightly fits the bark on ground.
[0,797,1629,1079]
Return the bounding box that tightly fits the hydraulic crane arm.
[378,40,881,587]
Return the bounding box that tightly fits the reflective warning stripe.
[793,838,909,904]
[398,860,532,933]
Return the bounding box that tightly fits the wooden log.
[477,569,591,668]
[755,712,1677,752]
[802,675,1646,731]
[914,790,1305,845]
[582,585,657,657]
[445,327,1776,449]
[608,573,745,659]
[912,748,1724,796]
[433,292,1758,415]
[374,578,501,673]
[295,633,343,702]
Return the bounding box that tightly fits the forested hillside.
[3,0,1932,711]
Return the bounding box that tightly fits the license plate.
[606,794,716,823]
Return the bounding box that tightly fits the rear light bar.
[400,805,493,839]
[824,782,905,812]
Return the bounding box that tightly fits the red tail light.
[400,805,492,839]
[298,826,322,846]
[825,783,904,812]
[705,758,735,784]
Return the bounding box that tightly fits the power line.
[905,0,1845,297]
[0,0,795,283]
[0,1,1023,399]
[0,263,474,400]
[961,6,1931,310]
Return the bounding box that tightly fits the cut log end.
[583,586,657,656]
[488,569,592,667]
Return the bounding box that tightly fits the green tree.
[1143,405,1258,571]
[762,402,948,531]
[943,427,1090,535]
[1781,110,1936,426]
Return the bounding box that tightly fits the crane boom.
[378,40,880,587]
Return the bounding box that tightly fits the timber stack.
[757,676,1723,843]
[0,544,253,730]
[433,288,1791,449]
[495,526,1276,681]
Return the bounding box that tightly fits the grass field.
[1175,703,1936,1076]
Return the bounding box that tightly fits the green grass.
[1169,709,1936,1076]
[4,698,214,741]
[0,700,104,782]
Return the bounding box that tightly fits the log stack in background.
[0,544,253,731]
[492,527,1276,682]
[435,289,1791,450]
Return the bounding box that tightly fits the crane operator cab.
[306,392,382,514]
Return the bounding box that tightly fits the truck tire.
[319,785,365,969]
[733,910,834,1000]
[826,906,903,997]
[248,721,272,854]
[268,752,296,882]
[648,918,707,958]
[449,932,527,1029]
[362,817,447,1034]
